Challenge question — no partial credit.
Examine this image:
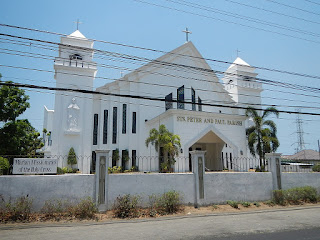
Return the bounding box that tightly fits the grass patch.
[240,201,251,207]
[0,195,33,223]
[253,202,261,207]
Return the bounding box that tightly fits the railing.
[281,160,318,173]
[54,58,97,69]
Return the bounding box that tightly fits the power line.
[265,0,320,16]
[223,0,320,25]
[1,32,319,95]
[305,0,320,6]
[0,81,319,116]
[1,23,320,80]
[166,0,320,38]
[134,0,320,44]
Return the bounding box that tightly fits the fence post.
[266,153,282,190]
[190,150,206,208]
[95,150,109,212]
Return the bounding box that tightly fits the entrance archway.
[185,125,238,171]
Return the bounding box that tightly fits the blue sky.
[1,0,320,155]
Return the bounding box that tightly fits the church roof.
[68,30,87,39]
[227,57,251,70]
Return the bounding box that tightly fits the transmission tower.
[295,108,306,153]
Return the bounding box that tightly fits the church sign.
[13,158,58,174]
[176,116,242,126]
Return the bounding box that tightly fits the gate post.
[190,150,206,208]
[95,150,109,212]
[266,153,282,190]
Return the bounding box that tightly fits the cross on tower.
[74,19,82,30]
[182,27,192,42]
[236,48,241,57]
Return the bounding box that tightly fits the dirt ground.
[2,202,320,224]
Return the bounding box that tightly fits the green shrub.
[212,205,219,210]
[155,191,182,215]
[312,164,320,172]
[113,194,140,219]
[264,200,276,206]
[226,200,239,209]
[69,198,97,219]
[108,166,122,174]
[67,147,77,166]
[240,201,251,207]
[0,157,10,175]
[273,190,286,205]
[253,202,261,207]
[0,196,33,222]
[41,199,64,218]
[273,186,318,206]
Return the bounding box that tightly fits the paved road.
[1,206,320,240]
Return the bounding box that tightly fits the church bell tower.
[51,30,97,173]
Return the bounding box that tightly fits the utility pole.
[295,108,306,154]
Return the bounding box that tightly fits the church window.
[93,114,98,145]
[191,88,196,111]
[112,107,117,144]
[132,150,137,168]
[230,153,233,169]
[165,93,173,111]
[69,53,82,60]
[122,104,127,134]
[48,131,52,146]
[198,97,202,111]
[91,151,96,174]
[177,85,184,109]
[103,110,108,144]
[132,112,137,134]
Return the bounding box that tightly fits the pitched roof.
[68,30,86,39]
[227,57,251,70]
[282,149,320,160]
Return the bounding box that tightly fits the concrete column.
[190,150,206,208]
[266,153,282,190]
[95,150,109,212]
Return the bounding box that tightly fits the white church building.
[42,30,262,174]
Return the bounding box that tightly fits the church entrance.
[187,128,235,171]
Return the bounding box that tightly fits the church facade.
[42,30,262,174]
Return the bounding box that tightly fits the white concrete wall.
[204,172,273,204]
[282,173,320,193]
[1,172,319,212]
[0,175,95,211]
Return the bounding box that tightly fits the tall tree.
[145,124,181,171]
[246,107,280,167]
[0,119,44,156]
[0,74,43,157]
[0,78,30,122]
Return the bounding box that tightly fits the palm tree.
[246,107,279,167]
[145,124,181,171]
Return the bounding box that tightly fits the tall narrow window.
[132,150,137,168]
[103,110,108,144]
[230,153,233,169]
[91,151,96,174]
[122,104,127,134]
[198,97,202,111]
[48,131,52,146]
[93,114,98,145]
[191,88,196,111]
[132,112,137,134]
[112,107,117,144]
[165,93,173,111]
[177,85,184,109]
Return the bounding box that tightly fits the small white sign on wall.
[13,158,58,174]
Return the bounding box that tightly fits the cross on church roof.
[236,48,241,57]
[182,27,192,42]
[74,19,82,30]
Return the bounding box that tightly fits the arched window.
[69,53,83,60]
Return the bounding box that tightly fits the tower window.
[112,107,117,144]
[122,104,127,134]
[198,97,202,111]
[69,54,83,60]
[93,114,98,145]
